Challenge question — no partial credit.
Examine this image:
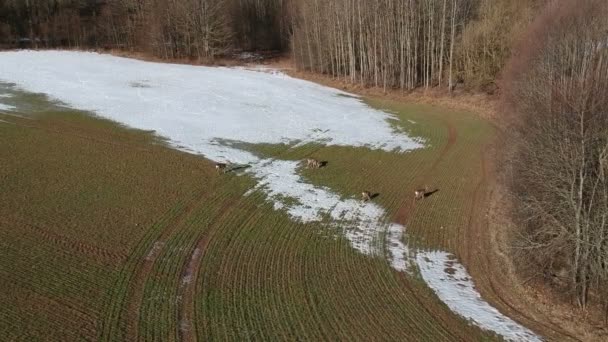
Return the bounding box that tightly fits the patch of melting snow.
[0,112,27,119]
[246,158,399,260]
[180,318,191,333]
[0,103,15,111]
[417,251,542,341]
[0,50,541,341]
[0,93,13,98]
[145,241,165,261]
[386,223,412,273]
[181,248,201,286]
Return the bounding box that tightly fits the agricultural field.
[0,51,540,341]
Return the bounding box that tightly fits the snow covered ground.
[0,50,420,266]
[0,50,540,341]
[417,251,541,341]
[0,103,14,111]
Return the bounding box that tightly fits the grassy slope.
[0,90,495,341]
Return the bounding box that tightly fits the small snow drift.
[416,251,541,341]
[0,103,15,111]
[386,223,412,273]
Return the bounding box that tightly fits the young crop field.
[0,52,542,341]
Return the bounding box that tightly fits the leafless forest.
[504,0,608,316]
[1,0,607,324]
[0,0,539,91]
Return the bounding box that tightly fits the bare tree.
[505,0,608,312]
[291,0,478,91]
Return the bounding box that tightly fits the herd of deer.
[215,158,430,202]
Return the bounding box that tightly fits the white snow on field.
[0,50,540,341]
[0,94,13,98]
[0,51,420,161]
[246,158,400,260]
[0,103,15,111]
[417,251,542,341]
[386,223,412,273]
[0,49,420,268]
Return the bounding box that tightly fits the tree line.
[0,0,539,91]
[0,0,288,59]
[504,0,608,316]
[291,0,537,91]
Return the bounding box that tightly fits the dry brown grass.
[274,61,499,121]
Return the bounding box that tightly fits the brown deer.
[414,186,429,200]
[361,191,372,202]
[215,162,228,174]
[306,158,321,169]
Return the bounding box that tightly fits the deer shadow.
[424,189,439,198]
[226,164,252,173]
[370,193,380,200]
[319,161,329,168]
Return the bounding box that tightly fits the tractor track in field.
[389,114,492,341]
[177,198,237,342]
[390,113,569,340]
[463,146,581,341]
[124,186,216,342]
[399,113,578,340]
[118,132,321,341]
[393,116,457,226]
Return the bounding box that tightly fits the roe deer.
[215,162,228,174]
[361,191,372,202]
[306,158,321,169]
[414,186,429,200]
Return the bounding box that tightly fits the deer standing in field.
[414,186,429,200]
[361,191,372,202]
[215,162,229,174]
[306,158,321,169]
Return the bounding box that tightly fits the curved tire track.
[177,199,236,342]
[124,188,214,341]
[394,116,457,226]
[463,145,580,341]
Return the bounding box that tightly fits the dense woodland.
[505,0,608,315]
[0,0,539,91]
[291,0,538,91]
[1,0,607,322]
[0,0,287,59]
